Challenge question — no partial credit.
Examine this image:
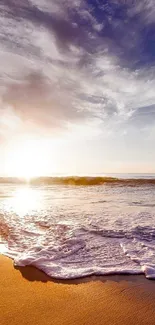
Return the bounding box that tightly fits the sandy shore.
[1,255,155,325]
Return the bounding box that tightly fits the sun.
[5,137,49,180]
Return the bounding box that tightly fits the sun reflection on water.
[4,186,41,217]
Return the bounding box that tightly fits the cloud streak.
[0,0,155,140]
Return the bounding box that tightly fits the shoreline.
[1,255,155,325]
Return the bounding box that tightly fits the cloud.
[128,104,155,128]
[0,0,155,140]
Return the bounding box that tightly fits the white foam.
[1,230,141,279]
[142,265,155,279]
[1,183,155,279]
[121,238,155,279]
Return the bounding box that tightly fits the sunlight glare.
[5,137,50,179]
[5,187,41,217]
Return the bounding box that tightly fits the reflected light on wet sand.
[4,187,41,217]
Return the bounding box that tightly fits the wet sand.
[1,255,155,325]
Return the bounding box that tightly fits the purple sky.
[0,1,155,175]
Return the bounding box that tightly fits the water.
[0,175,155,279]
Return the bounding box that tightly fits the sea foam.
[0,180,155,279]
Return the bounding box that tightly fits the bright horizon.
[1,134,155,178]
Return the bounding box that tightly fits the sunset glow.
[1,1,155,324]
[4,187,41,216]
[5,138,50,180]
[0,0,155,174]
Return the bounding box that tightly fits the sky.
[0,0,155,176]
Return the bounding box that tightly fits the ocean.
[0,174,155,279]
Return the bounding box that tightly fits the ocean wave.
[1,182,155,280]
[0,176,155,186]
[1,221,155,279]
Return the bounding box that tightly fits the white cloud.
[0,0,155,143]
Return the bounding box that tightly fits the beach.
[1,255,155,325]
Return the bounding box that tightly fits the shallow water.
[0,178,155,279]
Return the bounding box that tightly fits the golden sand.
[1,255,155,325]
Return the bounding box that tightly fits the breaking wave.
[1,179,155,279]
[0,176,155,186]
